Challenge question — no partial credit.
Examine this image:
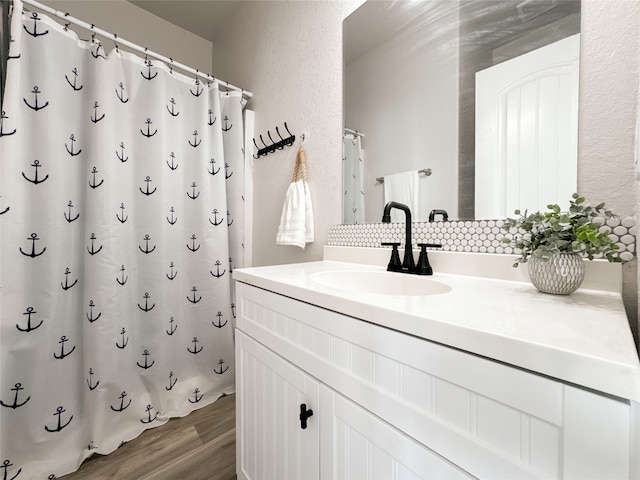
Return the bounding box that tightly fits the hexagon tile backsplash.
[328,216,636,262]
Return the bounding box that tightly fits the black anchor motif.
[0,383,31,409]
[222,115,233,132]
[65,68,83,91]
[231,302,237,319]
[187,337,203,354]
[64,201,79,223]
[65,134,81,156]
[207,109,217,126]
[167,152,178,170]
[44,406,73,433]
[188,388,203,404]
[166,262,177,280]
[141,60,158,81]
[187,234,200,252]
[166,371,177,390]
[0,459,21,480]
[187,286,202,304]
[138,292,155,312]
[229,256,234,273]
[167,207,177,225]
[187,182,199,200]
[209,209,224,226]
[91,41,106,60]
[117,203,128,223]
[116,142,128,162]
[137,349,155,369]
[139,234,156,254]
[110,391,131,412]
[166,98,179,117]
[19,233,46,258]
[190,79,203,97]
[24,12,49,37]
[188,130,201,148]
[227,210,234,227]
[225,162,233,179]
[117,265,128,285]
[140,404,158,424]
[90,101,105,123]
[0,111,17,137]
[166,317,177,336]
[23,86,49,111]
[87,368,100,391]
[213,311,227,328]
[8,34,21,60]
[210,260,226,278]
[115,82,129,103]
[116,327,128,349]
[87,233,103,255]
[214,359,229,375]
[60,268,78,291]
[0,199,8,216]
[22,159,48,184]
[53,335,76,360]
[140,118,157,137]
[16,307,43,332]
[86,300,101,323]
[140,176,157,195]
[208,158,219,175]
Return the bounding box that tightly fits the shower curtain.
[342,132,365,224]
[0,2,244,478]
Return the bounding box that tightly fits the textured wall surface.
[41,0,213,74]
[579,0,639,343]
[213,0,363,267]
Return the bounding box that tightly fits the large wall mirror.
[343,0,581,223]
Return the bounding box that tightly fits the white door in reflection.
[475,34,580,218]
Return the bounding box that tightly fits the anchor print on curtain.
[0,2,245,477]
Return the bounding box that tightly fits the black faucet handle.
[381,242,402,271]
[416,243,442,276]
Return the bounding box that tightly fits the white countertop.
[234,255,640,402]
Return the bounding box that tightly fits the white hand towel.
[276,145,314,249]
[276,180,306,248]
[383,170,420,222]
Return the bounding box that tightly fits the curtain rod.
[18,0,253,99]
[344,127,364,138]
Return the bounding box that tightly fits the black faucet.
[428,209,448,222]
[382,201,415,269]
[382,201,442,275]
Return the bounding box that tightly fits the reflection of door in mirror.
[475,34,580,218]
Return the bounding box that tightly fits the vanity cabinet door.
[319,385,475,480]
[236,330,320,480]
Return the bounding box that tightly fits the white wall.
[213,0,362,267]
[41,0,213,74]
[345,15,459,222]
[579,0,639,341]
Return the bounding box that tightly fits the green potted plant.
[502,193,620,294]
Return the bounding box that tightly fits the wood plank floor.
[60,394,236,480]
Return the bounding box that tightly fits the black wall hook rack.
[253,122,296,159]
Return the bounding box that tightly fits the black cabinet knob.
[299,403,313,429]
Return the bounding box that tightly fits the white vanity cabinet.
[235,281,634,480]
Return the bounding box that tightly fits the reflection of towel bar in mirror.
[376,168,432,184]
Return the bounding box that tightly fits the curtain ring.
[113,33,119,53]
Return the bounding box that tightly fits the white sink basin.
[310,270,452,296]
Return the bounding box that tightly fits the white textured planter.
[528,253,585,295]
